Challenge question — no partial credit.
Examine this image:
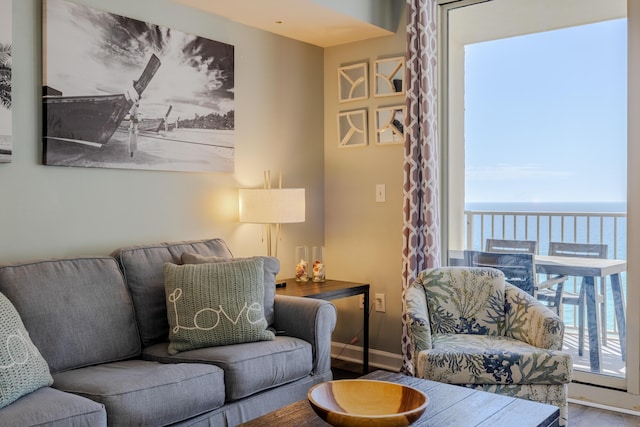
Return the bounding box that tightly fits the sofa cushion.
[417,334,573,385]
[112,238,234,347]
[143,336,313,401]
[164,259,275,355]
[0,292,53,409]
[52,360,225,426]
[0,386,107,427]
[182,253,279,326]
[0,257,140,373]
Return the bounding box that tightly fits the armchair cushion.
[422,268,506,336]
[417,334,572,385]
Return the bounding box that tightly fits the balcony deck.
[564,328,624,378]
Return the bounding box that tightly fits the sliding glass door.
[441,0,630,394]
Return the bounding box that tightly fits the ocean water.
[464,201,627,331]
[466,201,627,214]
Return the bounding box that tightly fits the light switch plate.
[376,184,385,202]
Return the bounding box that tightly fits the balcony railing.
[464,209,627,333]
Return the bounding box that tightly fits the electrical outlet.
[375,293,385,313]
[358,295,365,310]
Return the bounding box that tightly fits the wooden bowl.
[307,379,428,427]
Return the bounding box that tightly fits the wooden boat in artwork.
[137,118,164,133]
[43,54,161,148]
[118,104,172,133]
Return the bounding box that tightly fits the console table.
[276,278,370,374]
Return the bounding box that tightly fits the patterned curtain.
[400,0,441,375]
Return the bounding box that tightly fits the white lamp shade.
[239,188,305,224]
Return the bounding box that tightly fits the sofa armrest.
[273,295,337,375]
[504,283,565,350]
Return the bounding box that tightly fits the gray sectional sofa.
[0,238,337,426]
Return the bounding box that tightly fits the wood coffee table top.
[239,370,560,427]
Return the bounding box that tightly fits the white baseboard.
[568,397,640,417]
[331,342,402,372]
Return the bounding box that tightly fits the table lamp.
[239,173,305,257]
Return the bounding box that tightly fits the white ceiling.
[171,0,626,49]
[449,0,626,44]
[171,0,397,48]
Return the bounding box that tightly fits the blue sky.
[464,18,627,204]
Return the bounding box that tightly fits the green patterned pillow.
[164,258,275,355]
[0,292,53,409]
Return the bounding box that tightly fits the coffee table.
[239,370,560,426]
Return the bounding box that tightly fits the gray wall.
[2,0,325,272]
[4,0,405,367]
[324,12,406,362]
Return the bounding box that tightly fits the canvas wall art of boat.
[42,0,235,173]
[43,53,161,149]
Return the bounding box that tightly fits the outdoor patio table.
[535,255,626,373]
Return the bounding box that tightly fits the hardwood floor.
[569,403,640,426]
[331,359,640,426]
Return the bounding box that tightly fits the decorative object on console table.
[295,246,309,282]
[276,278,370,375]
[239,170,305,257]
[311,246,325,282]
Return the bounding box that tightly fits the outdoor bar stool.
[464,250,565,298]
[538,242,608,357]
[485,238,538,255]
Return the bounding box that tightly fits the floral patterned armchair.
[405,267,573,426]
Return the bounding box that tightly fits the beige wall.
[324,12,406,359]
[2,0,324,276]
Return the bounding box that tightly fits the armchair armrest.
[273,295,337,375]
[404,278,433,375]
[504,283,565,350]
